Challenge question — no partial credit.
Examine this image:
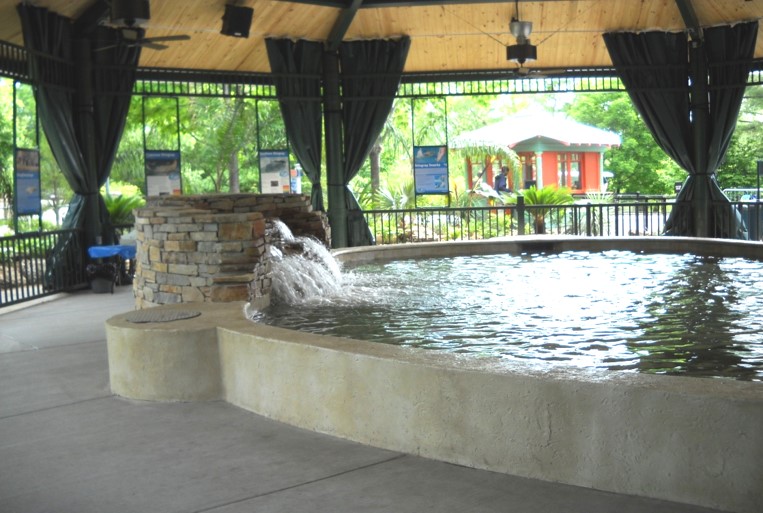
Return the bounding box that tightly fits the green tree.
[112,95,150,190]
[185,93,259,192]
[565,92,684,194]
[716,85,763,190]
[0,79,14,222]
[113,95,287,196]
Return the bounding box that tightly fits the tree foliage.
[715,86,763,190]
[5,75,763,233]
[564,92,684,195]
[111,96,288,196]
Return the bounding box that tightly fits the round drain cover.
[124,309,201,323]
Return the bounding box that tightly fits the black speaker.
[221,5,254,38]
[111,0,150,27]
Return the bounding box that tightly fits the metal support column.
[323,49,347,248]
[74,36,102,246]
[689,39,710,238]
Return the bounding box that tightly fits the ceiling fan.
[98,0,191,51]
[113,28,190,51]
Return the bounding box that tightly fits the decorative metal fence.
[0,229,87,308]
[732,201,763,240]
[364,198,673,244]
[3,199,761,308]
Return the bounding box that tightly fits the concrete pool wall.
[106,237,763,513]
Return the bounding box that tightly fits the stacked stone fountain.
[131,193,330,309]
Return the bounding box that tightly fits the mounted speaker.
[111,0,150,27]
[221,5,254,38]
[507,43,537,65]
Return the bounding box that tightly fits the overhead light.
[221,4,254,38]
[506,1,537,65]
[509,19,533,41]
[111,0,151,28]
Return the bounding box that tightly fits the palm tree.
[522,185,574,234]
[103,193,145,226]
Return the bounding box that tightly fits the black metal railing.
[713,200,763,241]
[113,223,135,238]
[737,201,763,241]
[0,229,88,308]
[364,198,673,244]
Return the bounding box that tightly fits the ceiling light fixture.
[506,0,537,64]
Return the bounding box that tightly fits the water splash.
[261,219,344,306]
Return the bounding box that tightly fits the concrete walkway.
[0,286,724,513]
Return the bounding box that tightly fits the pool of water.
[251,250,763,380]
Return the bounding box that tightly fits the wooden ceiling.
[1,0,761,75]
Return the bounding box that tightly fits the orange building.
[453,112,621,194]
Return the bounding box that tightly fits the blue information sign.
[413,145,449,194]
[145,150,182,196]
[15,148,41,216]
[260,150,291,194]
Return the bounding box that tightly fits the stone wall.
[133,193,329,309]
[145,193,330,245]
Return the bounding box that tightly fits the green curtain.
[338,37,410,246]
[17,4,140,286]
[603,22,757,238]
[265,38,325,211]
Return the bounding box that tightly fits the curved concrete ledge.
[106,237,763,513]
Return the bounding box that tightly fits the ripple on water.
[252,251,763,381]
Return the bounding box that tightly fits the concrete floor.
[0,286,725,513]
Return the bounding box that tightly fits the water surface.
[251,250,763,380]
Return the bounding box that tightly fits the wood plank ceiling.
[0,0,761,75]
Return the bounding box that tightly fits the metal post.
[12,79,17,234]
[323,49,346,248]
[74,36,102,247]
[690,39,710,238]
[757,160,763,240]
[517,195,525,235]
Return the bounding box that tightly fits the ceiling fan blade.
[141,42,169,51]
[142,34,191,44]
[94,44,119,52]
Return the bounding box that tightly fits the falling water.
[260,219,344,305]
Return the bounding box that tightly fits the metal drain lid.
[124,310,201,323]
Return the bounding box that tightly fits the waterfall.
[260,219,344,306]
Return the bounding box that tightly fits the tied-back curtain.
[92,25,142,240]
[602,31,693,172]
[339,37,411,246]
[703,21,758,239]
[705,22,758,173]
[18,5,139,243]
[17,5,84,204]
[18,4,140,286]
[604,22,757,239]
[265,38,325,211]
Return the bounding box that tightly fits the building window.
[519,153,536,187]
[558,153,581,190]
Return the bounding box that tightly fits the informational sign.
[14,148,41,215]
[413,145,449,194]
[260,150,290,194]
[145,150,182,196]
